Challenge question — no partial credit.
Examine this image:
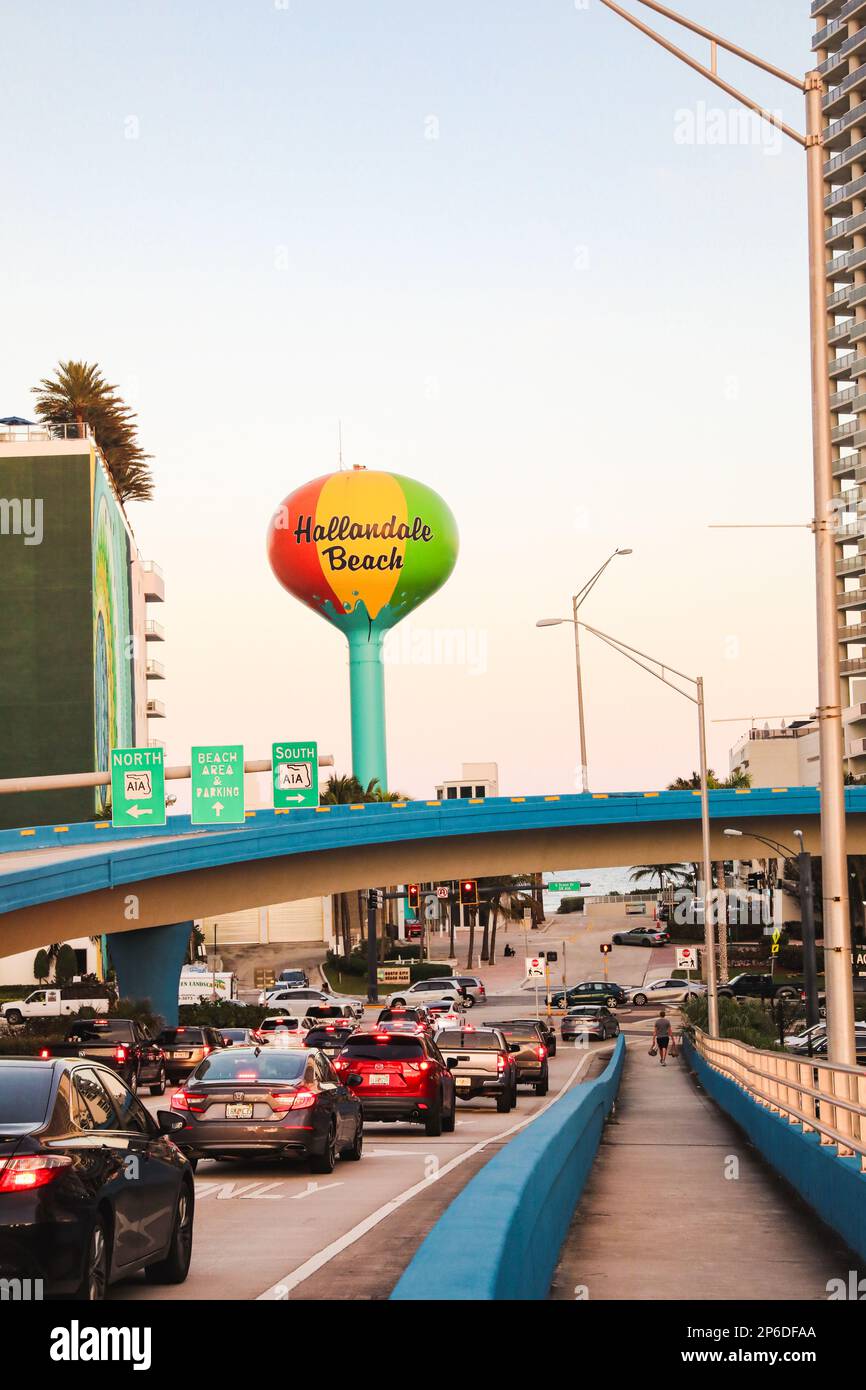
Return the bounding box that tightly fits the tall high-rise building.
[816,0,866,773]
[0,420,165,828]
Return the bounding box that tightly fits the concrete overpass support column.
[108,921,192,1026]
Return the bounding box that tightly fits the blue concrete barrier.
[391,1035,625,1301]
[683,1036,866,1264]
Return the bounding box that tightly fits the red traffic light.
[407,883,420,908]
[459,879,478,906]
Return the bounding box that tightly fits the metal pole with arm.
[596,0,854,1065]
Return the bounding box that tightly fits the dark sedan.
[303,1022,357,1056]
[156,1026,225,1080]
[170,1046,364,1172]
[548,981,627,1009]
[561,1005,620,1042]
[0,1058,193,1300]
[490,1020,550,1094]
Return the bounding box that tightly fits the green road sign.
[272,741,319,809]
[110,747,166,829]
[191,745,245,825]
[548,880,582,892]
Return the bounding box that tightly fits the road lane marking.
[291,1181,344,1200]
[256,1049,601,1300]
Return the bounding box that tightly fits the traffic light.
[407,883,420,909]
[459,879,478,907]
[599,943,612,955]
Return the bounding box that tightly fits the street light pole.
[596,0,855,1065]
[538,547,632,792]
[578,621,719,1036]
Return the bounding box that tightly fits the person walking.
[653,1009,672,1065]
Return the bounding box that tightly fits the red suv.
[334,1031,456,1136]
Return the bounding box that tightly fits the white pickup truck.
[1,984,115,1026]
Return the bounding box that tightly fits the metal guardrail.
[694,1029,866,1171]
[0,422,94,443]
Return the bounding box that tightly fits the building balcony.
[146,659,165,681]
[833,419,859,443]
[148,738,166,750]
[824,135,866,185]
[146,699,166,719]
[842,654,866,676]
[829,320,854,348]
[847,736,866,756]
[825,101,866,158]
[837,520,866,541]
[813,15,848,51]
[829,350,866,380]
[841,620,866,641]
[144,619,165,642]
[843,700,866,721]
[834,452,865,479]
[0,421,94,445]
[837,585,866,609]
[826,246,866,283]
[142,561,164,603]
[823,62,866,121]
[828,286,854,313]
[819,46,853,86]
[825,168,866,215]
[812,0,844,17]
[837,552,866,578]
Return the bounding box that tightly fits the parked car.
[170,1045,364,1170]
[386,979,465,1009]
[0,984,115,1026]
[611,927,668,948]
[155,1026,225,1080]
[718,973,802,1003]
[302,1022,357,1057]
[561,1005,620,1042]
[39,1018,167,1097]
[435,1027,519,1112]
[624,977,706,1007]
[488,1020,549,1095]
[0,1057,193,1298]
[548,981,627,1010]
[334,1031,456,1135]
[785,1021,866,1054]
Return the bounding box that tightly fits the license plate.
[455,1077,471,1088]
[226,1103,253,1119]
[368,1074,390,1086]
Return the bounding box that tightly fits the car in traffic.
[277,968,309,988]
[155,1026,225,1080]
[611,926,669,948]
[218,1027,258,1047]
[376,1006,431,1032]
[170,1045,364,1171]
[334,1031,456,1135]
[0,1056,193,1299]
[488,1020,549,1095]
[0,982,115,1025]
[253,1015,309,1045]
[430,974,485,1007]
[303,1022,357,1056]
[548,981,627,1010]
[386,978,466,1008]
[435,1027,519,1111]
[42,1018,167,1097]
[561,1005,620,1042]
[623,977,706,1007]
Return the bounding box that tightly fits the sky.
[0,0,820,799]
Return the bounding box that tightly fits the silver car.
[624,977,705,1007]
[386,979,465,1010]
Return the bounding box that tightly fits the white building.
[0,937,101,988]
[729,705,866,787]
[435,761,499,801]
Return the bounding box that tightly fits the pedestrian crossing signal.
[599,943,612,955]
[459,879,478,907]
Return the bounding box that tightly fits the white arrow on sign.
[213,804,224,817]
[127,805,153,820]
[282,794,305,804]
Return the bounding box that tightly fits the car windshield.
[0,1065,53,1126]
[436,1030,502,1050]
[305,1028,353,1046]
[192,1050,308,1082]
[342,1038,425,1060]
[259,1018,300,1031]
[220,1029,248,1041]
[157,1028,205,1045]
[495,1024,537,1037]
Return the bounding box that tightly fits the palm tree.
[667,769,751,790]
[32,360,153,502]
[629,864,691,893]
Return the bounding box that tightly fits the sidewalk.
[548,1035,855,1300]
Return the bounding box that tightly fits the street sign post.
[676,945,700,990]
[272,741,319,809]
[547,880,582,892]
[110,747,166,829]
[191,745,245,825]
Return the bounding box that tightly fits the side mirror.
[221,1038,233,1046]
[446,1058,457,1069]
[156,1111,186,1135]
[346,1073,363,1087]
[509,1043,521,1053]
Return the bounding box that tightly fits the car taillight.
[171,1089,206,1112]
[38,1048,52,1060]
[536,1045,547,1059]
[203,1046,211,1057]
[0,1154,73,1192]
[418,1060,431,1071]
[271,1088,316,1111]
[497,1055,506,1071]
[114,1046,128,1063]
[333,1057,348,1070]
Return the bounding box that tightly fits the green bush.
[54,945,78,986]
[681,994,781,1050]
[326,950,366,977]
[178,1002,271,1028]
[557,897,584,914]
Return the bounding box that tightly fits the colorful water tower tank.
[267,467,459,789]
